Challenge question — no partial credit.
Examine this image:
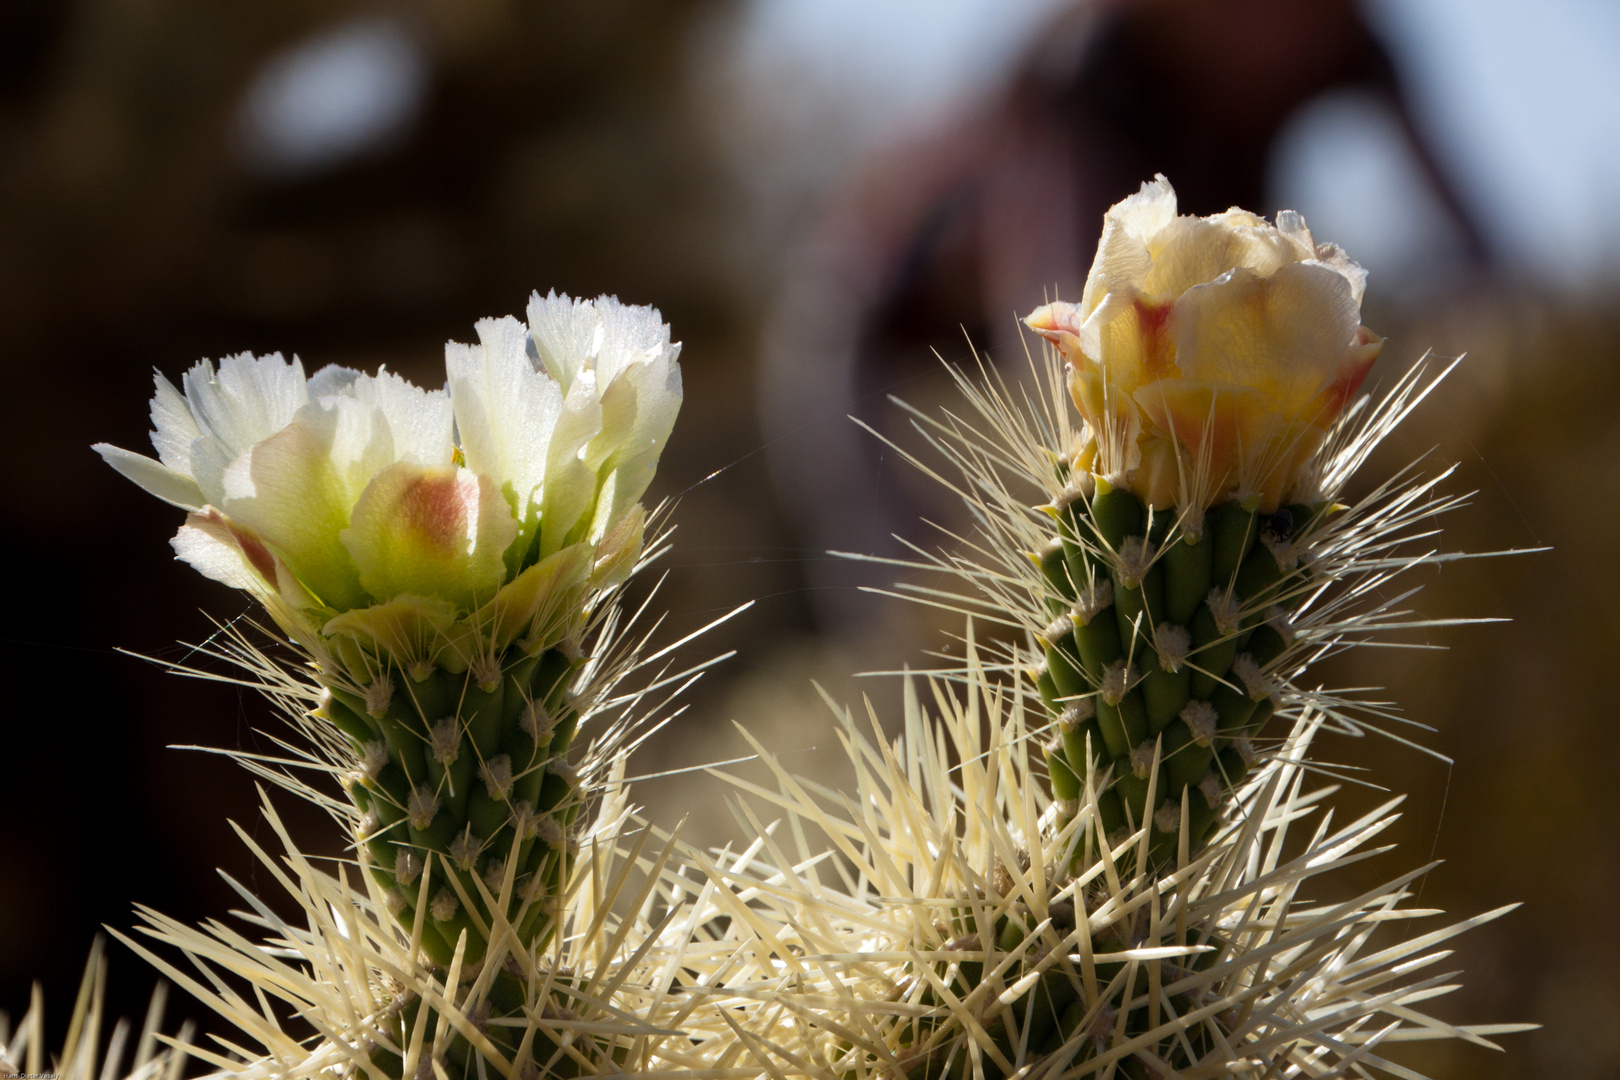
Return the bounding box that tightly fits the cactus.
[95,292,693,1079]
[722,179,1526,1078]
[113,781,716,1080]
[0,939,190,1080]
[1035,478,1306,867]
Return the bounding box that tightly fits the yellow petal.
[323,594,461,674]
[1168,261,1362,425]
[474,542,592,654]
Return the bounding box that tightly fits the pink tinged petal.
[171,509,278,594]
[1089,296,1178,389]
[1024,301,1086,356]
[94,443,205,509]
[341,463,518,611]
[1312,326,1383,426]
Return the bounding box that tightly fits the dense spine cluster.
[891,893,1230,1079]
[1037,475,1312,865]
[366,971,612,1079]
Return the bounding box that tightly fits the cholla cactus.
[116,579,739,1080]
[673,176,1525,1076]
[107,772,723,1080]
[98,291,679,967]
[858,177,1472,872]
[77,180,1525,1080]
[96,292,689,1076]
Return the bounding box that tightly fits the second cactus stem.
[1037,477,1311,866]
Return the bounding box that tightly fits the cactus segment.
[1091,486,1143,551]
[1031,485,1302,870]
[1038,542,1073,609]
[1208,500,1257,587]
[1071,609,1123,679]
[1046,750,1080,802]
[317,645,584,967]
[1138,645,1190,734]
[1188,603,1238,699]
[1161,530,1212,626]
[1043,638,1086,699]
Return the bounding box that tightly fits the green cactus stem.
[1036,482,1308,866]
[325,644,585,968]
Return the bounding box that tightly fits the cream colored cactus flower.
[96,291,680,672]
[1026,175,1380,519]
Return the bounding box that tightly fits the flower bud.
[1026,175,1379,513]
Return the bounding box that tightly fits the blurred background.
[2,0,1617,1076]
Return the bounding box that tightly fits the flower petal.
[356,369,453,467]
[446,316,561,560]
[1169,260,1362,425]
[593,294,677,386]
[586,350,682,537]
[538,370,604,558]
[340,462,517,610]
[590,501,645,588]
[182,352,310,506]
[221,414,366,610]
[322,594,460,673]
[475,541,592,654]
[527,290,602,390]
[1142,214,1302,298]
[93,444,205,509]
[149,372,202,475]
[1079,175,1174,321]
[171,508,278,595]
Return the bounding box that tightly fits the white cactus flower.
[97,291,680,667]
